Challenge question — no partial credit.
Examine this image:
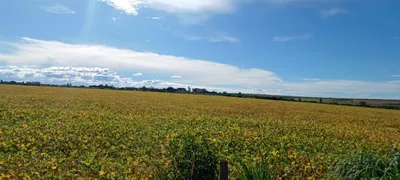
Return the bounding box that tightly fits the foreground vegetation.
[0,85,399,179]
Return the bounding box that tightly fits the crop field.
[1,85,400,179]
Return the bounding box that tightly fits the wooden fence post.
[220,159,228,180]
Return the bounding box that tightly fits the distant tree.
[0,80,3,84]
[166,87,176,92]
[299,98,302,102]
[222,91,227,95]
[319,98,323,103]
[359,101,368,106]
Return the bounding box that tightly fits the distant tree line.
[1,79,399,110]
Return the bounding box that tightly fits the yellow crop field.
[0,85,399,179]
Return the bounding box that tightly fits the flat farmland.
[0,85,399,179]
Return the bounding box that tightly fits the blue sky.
[0,0,399,99]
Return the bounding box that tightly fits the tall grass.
[328,150,400,180]
[232,157,277,180]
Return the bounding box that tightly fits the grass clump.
[328,150,400,180]
[232,156,278,180]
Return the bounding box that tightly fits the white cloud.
[208,36,239,43]
[273,33,312,42]
[40,4,76,14]
[112,17,117,21]
[100,0,141,15]
[0,66,132,86]
[147,16,164,20]
[171,75,182,79]
[99,0,340,21]
[101,0,233,15]
[0,38,279,88]
[0,38,399,99]
[303,78,320,81]
[133,72,143,76]
[282,80,400,96]
[320,7,348,19]
[185,35,239,43]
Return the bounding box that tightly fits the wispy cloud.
[171,75,182,79]
[208,36,239,43]
[388,80,400,84]
[185,35,239,43]
[112,17,117,21]
[147,16,164,20]
[273,33,312,42]
[395,37,400,40]
[303,78,320,81]
[100,0,341,22]
[133,72,143,76]
[320,7,348,19]
[184,36,203,41]
[392,75,400,78]
[39,4,76,14]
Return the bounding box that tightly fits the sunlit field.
[1,85,399,179]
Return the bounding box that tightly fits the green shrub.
[166,133,218,180]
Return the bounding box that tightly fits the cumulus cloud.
[100,0,141,15]
[133,72,143,76]
[112,17,117,21]
[0,66,248,92]
[171,75,182,79]
[273,33,312,42]
[0,38,399,99]
[320,7,348,19]
[0,66,129,85]
[0,66,195,88]
[39,4,76,14]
